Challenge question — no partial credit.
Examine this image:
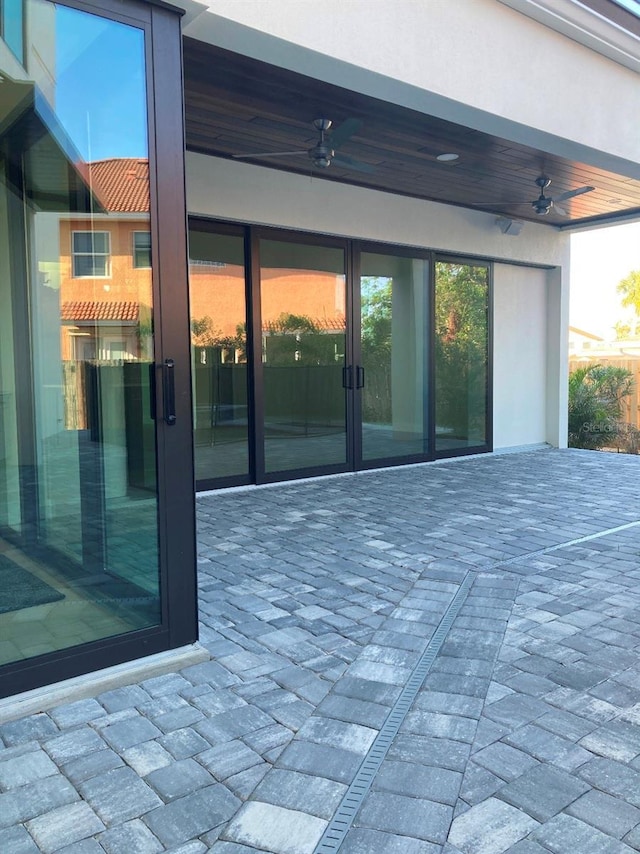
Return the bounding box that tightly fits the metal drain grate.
[314,570,476,854]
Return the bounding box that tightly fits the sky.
[613,0,640,16]
[570,221,640,339]
[55,5,148,162]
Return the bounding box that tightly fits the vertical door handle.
[163,359,176,425]
[356,366,365,389]
[342,365,354,389]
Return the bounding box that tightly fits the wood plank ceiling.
[183,39,640,228]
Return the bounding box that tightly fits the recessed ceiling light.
[436,153,459,162]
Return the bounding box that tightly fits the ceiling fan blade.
[553,185,595,203]
[553,204,569,217]
[329,118,362,150]
[331,154,374,174]
[232,149,307,159]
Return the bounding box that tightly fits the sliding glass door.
[0,0,195,697]
[258,236,348,478]
[358,248,430,464]
[188,225,492,488]
[189,225,250,487]
[434,260,491,453]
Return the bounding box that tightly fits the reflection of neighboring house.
[59,158,152,362]
[61,300,143,361]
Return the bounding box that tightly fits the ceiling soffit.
[183,39,640,230]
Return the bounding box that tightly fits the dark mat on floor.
[0,554,65,615]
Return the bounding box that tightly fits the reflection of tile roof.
[62,301,140,322]
[263,316,346,333]
[86,159,149,212]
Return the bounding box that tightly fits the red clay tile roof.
[62,301,140,322]
[263,316,346,333]
[84,159,149,213]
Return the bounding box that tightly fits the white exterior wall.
[187,155,568,266]
[181,0,640,177]
[187,153,571,449]
[493,265,549,449]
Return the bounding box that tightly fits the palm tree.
[568,364,634,450]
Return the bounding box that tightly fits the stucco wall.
[181,0,640,176]
[186,153,568,266]
[187,152,570,450]
[493,264,549,449]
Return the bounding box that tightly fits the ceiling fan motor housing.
[310,142,333,168]
[532,199,552,215]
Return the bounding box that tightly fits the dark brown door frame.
[1,0,197,698]
[190,219,496,490]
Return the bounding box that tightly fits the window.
[1,0,24,63]
[72,231,111,277]
[132,231,151,268]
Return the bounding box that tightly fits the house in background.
[1,0,640,699]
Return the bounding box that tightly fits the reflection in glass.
[260,239,347,474]
[0,2,159,667]
[360,252,428,461]
[188,228,249,483]
[434,261,489,451]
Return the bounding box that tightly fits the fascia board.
[497,0,640,72]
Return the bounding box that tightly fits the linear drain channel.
[314,570,476,854]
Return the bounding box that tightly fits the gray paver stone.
[296,715,377,754]
[25,802,105,853]
[123,740,174,776]
[341,827,440,853]
[99,819,164,854]
[449,797,540,854]
[277,740,362,783]
[146,757,215,800]
[374,760,462,805]
[159,727,212,760]
[223,801,326,853]
[0,775,78,828]
[0,747,58,788]
[566,789,640,838]
[253,768,347,819]
[101,715,162,752]
[225,762,270,799]
[61,748,124,785]
[78,766,162,823]
[531,813,635,853]
[0,713,58,746]
[497,763,590,821]
[0,825,40,854]
[473,741,539,782]
[578,757,640,807]
[356,791,452,844]
[198,739,262,781]
[143,784,240,847]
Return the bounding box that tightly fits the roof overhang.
[183,39,640,231]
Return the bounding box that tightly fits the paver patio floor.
[2,448,640,853]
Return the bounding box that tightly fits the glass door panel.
[259,239,347,475]
[434,261,490,452]
[0,2,160,667]
[359,251,429,462]
[188,227,249,484]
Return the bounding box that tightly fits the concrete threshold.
[0,642,209,724]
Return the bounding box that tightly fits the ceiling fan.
[232,117,374,173]
[486,175,595,216]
